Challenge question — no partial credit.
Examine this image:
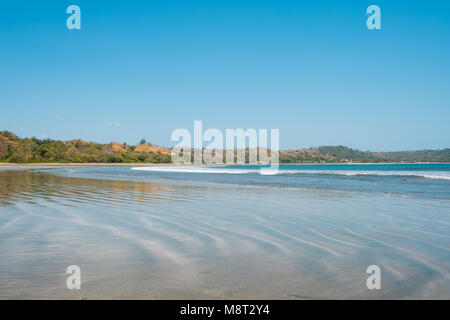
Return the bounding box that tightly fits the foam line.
[131,166,450,180]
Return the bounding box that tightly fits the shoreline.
[0,163,173,171]
[1,162,449,171]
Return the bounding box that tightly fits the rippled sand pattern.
[0,170,449,299]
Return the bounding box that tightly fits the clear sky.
[1,0,449,151]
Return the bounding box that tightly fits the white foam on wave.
[132,166,259,174]
[131,166,450,180]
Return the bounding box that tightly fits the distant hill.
[280,146,450,163]
[1,131,449,164]
[0,131,171,163]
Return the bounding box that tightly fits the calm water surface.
[0,164,449,299]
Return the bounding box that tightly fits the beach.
[0,163,171,171]
[0,164,449,299]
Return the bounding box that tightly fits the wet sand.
[0,168,449,299]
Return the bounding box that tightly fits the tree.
[139,138,146,145]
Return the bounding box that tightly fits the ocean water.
[133,163,450,200]
[0,164,449,299]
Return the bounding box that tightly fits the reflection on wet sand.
[0,171,200,207]
[0,169,449,299]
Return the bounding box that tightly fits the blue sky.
[1,0,449,151]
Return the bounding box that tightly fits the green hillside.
[280,146,450,163]
[1,131,449,164]
[0,131,171,163]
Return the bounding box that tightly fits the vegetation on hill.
[280,146,450,163]
[1,131,449,164]
[0,131,171,163]
[280,146,380,163]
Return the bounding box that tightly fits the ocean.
[0,163,449,299]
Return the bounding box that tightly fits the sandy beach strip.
[0,163,174,171]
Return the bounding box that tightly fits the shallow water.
[0,165,449,299]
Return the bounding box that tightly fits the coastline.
[1,162,449,172]
[0,163,173,171]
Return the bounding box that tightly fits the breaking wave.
[131,166,450,180]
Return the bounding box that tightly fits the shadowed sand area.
[0,168,449,299]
